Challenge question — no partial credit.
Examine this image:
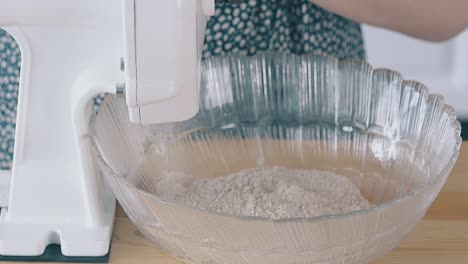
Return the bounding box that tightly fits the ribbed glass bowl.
[90,52,461,264]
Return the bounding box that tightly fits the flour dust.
[156,167,373,220]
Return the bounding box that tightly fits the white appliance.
[0,0,215,257]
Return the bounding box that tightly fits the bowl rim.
[90,51,463,223]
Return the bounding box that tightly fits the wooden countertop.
[9,144,468,264]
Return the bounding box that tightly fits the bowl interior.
[134,128,426,205]
[90,52,461,214]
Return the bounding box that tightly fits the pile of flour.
[157,167,372,219]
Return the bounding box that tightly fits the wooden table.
[8,144,468,264]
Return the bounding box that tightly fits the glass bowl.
[90,52,461,264]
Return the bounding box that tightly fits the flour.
[157,167,373,220]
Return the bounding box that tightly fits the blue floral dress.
[0,0,365,170]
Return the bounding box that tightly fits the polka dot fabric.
[203,0,365,60]
[0,31,20,170]
[0,1,365,170]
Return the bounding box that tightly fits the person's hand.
[311,0,468,41]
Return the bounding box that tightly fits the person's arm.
[311,0,468,42]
